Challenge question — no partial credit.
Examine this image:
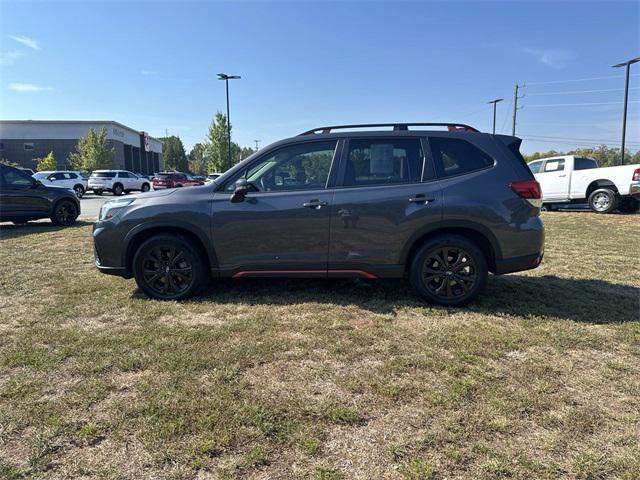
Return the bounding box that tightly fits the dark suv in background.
[93,123,544,306]
[0,164,80,226]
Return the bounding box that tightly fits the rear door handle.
[303,199,328,209]
[409,194,435,204]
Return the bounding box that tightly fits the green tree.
[188,143,208,175]
[37,151,57,171]
[205,112,231,173]
[68,127,115,172]
[161,136,188,171]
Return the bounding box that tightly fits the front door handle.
[408,194,435,204]
[303,199,328,209]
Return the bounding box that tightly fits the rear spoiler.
[493,135,531,172]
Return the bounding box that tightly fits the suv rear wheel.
[50,199,78,226]
[409,235,488,307]
[112,183,124,196]
[132,234,206,300]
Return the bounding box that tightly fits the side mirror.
[231,178,255,203]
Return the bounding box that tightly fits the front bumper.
[93,222,131,278]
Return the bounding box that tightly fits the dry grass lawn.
[0,212,638,479]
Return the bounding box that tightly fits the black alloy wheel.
[410,235,488,306]
[51,200,78,226]
[133,235,206,300]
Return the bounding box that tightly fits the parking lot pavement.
[79,193,112,220]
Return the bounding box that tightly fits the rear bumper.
[494,251,544,275]
[95,262,131,278]
[630,184,640,198]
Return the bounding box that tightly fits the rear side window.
[118,172,130,178]
[428,138,494,178]
[544,159,565,172]
[342,138,423,187]
[575,157,598,170]
[528,161,542,174]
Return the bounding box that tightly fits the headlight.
[98,198,135,221]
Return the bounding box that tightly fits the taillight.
[510,180,543,208]
[633,168,640,181]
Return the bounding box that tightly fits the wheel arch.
[124,223,217,275]
[401,223,500,273]
[586,179,618,198]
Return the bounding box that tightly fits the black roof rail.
[298,123,479,136]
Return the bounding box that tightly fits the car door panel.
[211,189,333,273]
[329,183,442,275]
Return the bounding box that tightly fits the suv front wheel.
[132,234,206,300]
[409,235,488,307]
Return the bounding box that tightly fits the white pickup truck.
[528,155,640,213]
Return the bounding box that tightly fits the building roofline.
[0,120,163,143]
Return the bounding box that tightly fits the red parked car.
[152,172,205,189]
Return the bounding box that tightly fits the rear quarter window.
[428,137,494,178]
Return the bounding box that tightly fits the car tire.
[73,185,85,198]
[141,183,150,192]
[132,234,206,301]
[94,190,103,196]
[112,183,124,196]
[617,197,640,213]
[409,234,488,307]
[588,188,618,214]
[50,199,79,227]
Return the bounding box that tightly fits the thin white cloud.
[141,70,157,76]
[524,47,576,69]
[9,83,53,92]
[0,50,23,66]
[9,34,40,50]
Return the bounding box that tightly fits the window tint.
[528,161,542,174]
[1,167,34,186]
[91,172,116,178]
[543,159,565,172]
[23,142,34,151]
[68,172,78,179]
[342,138,423,187]
[429,137,494,178]
[227,141,337,192]
[575,157,598,170]
[118,172,130,178]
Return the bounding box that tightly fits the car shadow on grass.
[191,274,638,324]
[0,220,93,239]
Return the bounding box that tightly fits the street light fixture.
[217,73,241,171]
[487,98,503,134]
[612,57,639,165]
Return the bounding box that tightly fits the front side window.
[544,159,565,172]
[342,138,423,187]
[528,161,542,174]
[227,140,337,192]
[429,137,494,178]
[1,167,34,187]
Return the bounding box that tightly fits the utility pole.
[612,57,639,165]
[254,139,261,151]
[511,84,525,136]
[487,98,503,134]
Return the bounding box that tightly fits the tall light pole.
[217,73,241,171]
[254,139,261,151]
[487,98,503,134]
[612,57,639,165]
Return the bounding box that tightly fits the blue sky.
[1,0,638,154]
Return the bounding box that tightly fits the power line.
[526,73,640,86]
[520,133,640,145]
[527,87,640,96]
[526,100,640,108]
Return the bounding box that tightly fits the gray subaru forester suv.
[93,123,544,306]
